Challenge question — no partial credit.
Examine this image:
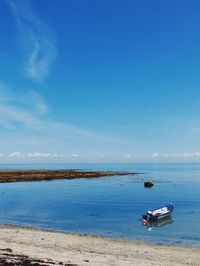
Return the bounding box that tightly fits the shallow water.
[0,163,199,247]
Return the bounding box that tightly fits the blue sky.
[1,0,200,163]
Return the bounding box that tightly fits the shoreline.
[0,224,199,266]
[0,169,135,183]
[2,222,200,249]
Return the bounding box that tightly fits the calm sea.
[0,163,199,247]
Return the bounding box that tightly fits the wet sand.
[0,224,199,266]
[0,170,134,183]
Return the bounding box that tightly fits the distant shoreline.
[0,224,199,266]
[0,169,135,183]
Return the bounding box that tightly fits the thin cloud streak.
[71,153,80,157]
[163,152,200,158]
[152,152,159,158]
[0,84,123,158]
[27,152,65,158]
[8,152,65,158]
[6,0,57,81]
[9,152,22,158]
[0,84,48,129]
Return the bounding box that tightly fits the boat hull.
[142,204,174,224]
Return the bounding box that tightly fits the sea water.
[0,163,199,247]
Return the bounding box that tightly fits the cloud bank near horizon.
[151,152,200,158]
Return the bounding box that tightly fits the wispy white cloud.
[181,152,200,157]
[152,152,159,158]
[125,153,132,158]
[71,153,80,157]
[9,152,23,158]
[0,83,48,129]
[51,122,120,143]
[7,152,65,159]
[0,83,121,144]
[162,152,200,158]
[0,83,122,161]
[27,152,65,158]
[6,0,57,81]
[163,153,179,158]
[190,128,200,135]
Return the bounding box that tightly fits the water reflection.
[147,216,173,231]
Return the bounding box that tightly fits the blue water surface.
[0,163,199,247]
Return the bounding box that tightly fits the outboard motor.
[142,214,148,225]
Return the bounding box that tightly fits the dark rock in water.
[144,181,154,188]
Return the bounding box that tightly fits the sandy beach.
[0,224,199,266]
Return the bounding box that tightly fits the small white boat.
[142,204,174,225]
